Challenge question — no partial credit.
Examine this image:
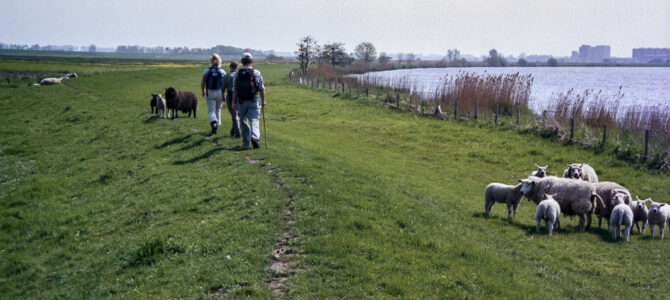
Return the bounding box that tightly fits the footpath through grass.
[1,59,669,298]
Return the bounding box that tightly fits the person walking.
[201,53,226,134]
[232,53,265,149]
[222,61,240,138]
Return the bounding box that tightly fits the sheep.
[535,194,561,236]
[645,198,670,240]
[484,182,523,220]
[609,194,634,241]
[150,96,157,114]
[520,176,603,233]
[530,164,547,178]
[631,196,649,235]
[563,163,599,183]
[593,182,631,229]
[35,72,79,86]
[165,87,198,119]
[153,94,167,119]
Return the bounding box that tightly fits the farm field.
[1,57,670,298]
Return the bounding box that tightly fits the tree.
[295,36,319,75]
[547,57,558,67]
[378,52,392,64]
[88,44,96,52]
[486,49,507,67]
[406,53,416,65]
[396,53,405,63]
[517,58,528,66]
[446,49,461,62]
[354,42,377,63]
[320,42,349,67]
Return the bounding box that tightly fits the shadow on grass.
[155,134,194,149]
[172,144,247,165]
[143,115,160,124]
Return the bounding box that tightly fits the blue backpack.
[205,68,224,90]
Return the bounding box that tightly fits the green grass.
[1,58,669,298]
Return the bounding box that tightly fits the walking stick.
[262,105,268,148]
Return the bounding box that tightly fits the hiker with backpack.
[232,53,266,149]
[201,53,226,134]
[222,61,240,138]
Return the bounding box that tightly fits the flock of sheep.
[485,164,669,241]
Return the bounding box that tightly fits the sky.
[1,0,669,58]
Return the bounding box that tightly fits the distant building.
[577,45,611,63]
[632,48,670,63]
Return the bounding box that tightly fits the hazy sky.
[1,0,669,57]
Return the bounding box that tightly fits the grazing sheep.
[646,199,670,240]
[609,194,634,241]
[535,194,561,236]
[484,183,523,220]
[631,196,649,235]
[594,182,631,229]
[520,176,603,232]
[530,164,547,178]
[165,87,198,119]
[153,94,167,118]
[563,163,599,183]
[63,72,78,78]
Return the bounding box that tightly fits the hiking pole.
[262,105,268,148]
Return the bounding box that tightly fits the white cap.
[243,52,253,59]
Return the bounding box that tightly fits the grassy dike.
[1,59,669,298]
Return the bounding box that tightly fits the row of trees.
[114,44,269,57]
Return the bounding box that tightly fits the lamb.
[152,94,167,118]
[645,198,670,240]
[520,176,603,232]
[563,163,599,183]
[631,196,649,235]
[484,182,523,220]
[530,164,547,178]
[609,194,634,241]
[535,194,561,236]
[593,182,631,229]
[165,87,198,119]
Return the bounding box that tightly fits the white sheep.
[535,194,561,236]
[520,176,603,233]
[594,182,632,229]
[646,199,670,240]
[631,196,649,235]
[530,164,547,178]
[35,72,78,86]
[609,194,634,241]
[484,182,523,220]
[563,163,599,183]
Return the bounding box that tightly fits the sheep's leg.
[611,226,616,241]
[556,218,561,231]
[536,218,541,233]
[663,222,668,240]
[634,222,641,234]
[598,216,602,229]
[578,215,586,233]
[642,221,647,235]
[624,225,631,241]
[585,214,592,231]
[650,225,655,240]
[512,203,518,219]
[484,200,492,216]
[547,221,554,236]
[506,203,512,221]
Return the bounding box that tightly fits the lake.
[354,67,670,113]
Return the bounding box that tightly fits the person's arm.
[260,90,266,107]
[201,74,207,98]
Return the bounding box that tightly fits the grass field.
[1,57,669,298]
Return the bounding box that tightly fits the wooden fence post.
[316,78,320,88]
[365,88,369,98]
[341,82,345,94]
[542,110,546,129]
[602,124,607,146]
[495,104,499,125]
[516,106,521,126]
[570,118,575,143]
[644,129,650,161]
[396,92,400,109]
[421,99,425,114]
[386,90,390,103]
[349,86,352,94]
[376,89,379,101]
[454,101,458,119]
[474,102,478,120]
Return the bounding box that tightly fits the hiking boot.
[251,138,260,149]
[210,121,218,134]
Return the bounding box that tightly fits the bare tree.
[296,36,319,75]
[354,42,377,64]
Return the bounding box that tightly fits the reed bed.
[289,66,670,171]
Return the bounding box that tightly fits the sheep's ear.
[518,179,523,183]
[534,163,540,168]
